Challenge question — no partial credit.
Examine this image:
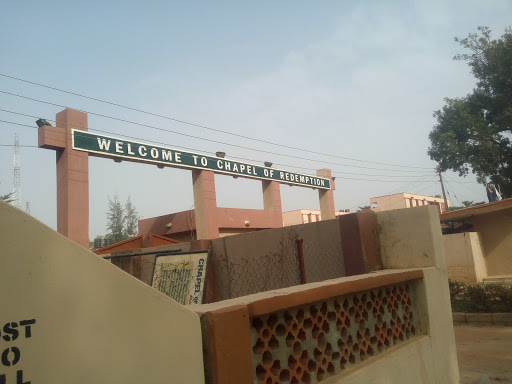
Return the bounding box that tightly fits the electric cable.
[349,174,438,210]
[0,109,436,178]
[1,118,436,185]
[0,73,433,169]
[0,90,438,173]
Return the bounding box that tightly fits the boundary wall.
[443,232,487,284]
[0,201,205,384]
[193,206,459,383]
[206,211,380,302]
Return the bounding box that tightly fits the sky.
[0,1,510,239]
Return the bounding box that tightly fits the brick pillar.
[192,169,219,239]
[39,108,89,248]
[317,168,335,220]
[262,180,283,227]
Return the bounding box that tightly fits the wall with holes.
[194,206,459,384]
[251,282,420,383]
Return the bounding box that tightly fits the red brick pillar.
[192,169,219,239]
[38,108,89,248]
[317,168,335,220]
[262,180,283,227]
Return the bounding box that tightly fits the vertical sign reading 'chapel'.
[151,253,208,305]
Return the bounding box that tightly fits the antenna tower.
[13,133,21,209]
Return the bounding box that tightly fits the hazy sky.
[1,1,510,238]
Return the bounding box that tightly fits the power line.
[443,173,487,199]
[0,73,433,170]
[443,179,462,206]
[0,144,38,147]
[0,90,437,173]
[0,110,435,179]
[0,90,435,172]
[349,174,438,209]
[0,118,436,184]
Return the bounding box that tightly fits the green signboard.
[72,130,331,190]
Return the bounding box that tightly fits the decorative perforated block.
[251,282,420,383]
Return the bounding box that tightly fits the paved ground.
[455,324,512,383]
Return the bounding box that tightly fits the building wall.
[370,193,447,213]
[374,206,458,383]
[283,210,350,227]
[443,232,487,284]
[209,219,345,301]
[193,206,459,384]
[473,208,512,276]
[370,193,407,212]
[0,202,204,384]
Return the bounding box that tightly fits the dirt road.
[455,324,512,383]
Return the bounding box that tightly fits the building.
[370,193,448,214]
[282,209,350,226]
[440,198,512,284]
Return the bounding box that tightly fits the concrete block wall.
[193,269,457,384]
[443,232,487,284]
[207,211,381,302]
[0,202,205,384]
[208,219,346,301]
[194,205,459,384]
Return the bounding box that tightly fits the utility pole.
[438,168,449,213]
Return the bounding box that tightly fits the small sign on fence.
[151,252,208,305]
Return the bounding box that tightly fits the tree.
[428,26,512,197]
[106,195,126,243]
[448,200,485,212]
[124,196,139,238]
[104,195,139,244]
[1,191,14,203]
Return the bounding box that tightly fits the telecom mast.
[12,133,21,209]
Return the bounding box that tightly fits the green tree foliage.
[0,191,14,203]
[428,26,512,197]
[106,195,127,243]
[448,200,485,212]
[124,196,139,238]
[105,195,139,243]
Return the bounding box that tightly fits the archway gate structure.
[38,108,336,248]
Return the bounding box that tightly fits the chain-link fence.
[106,222,346,304]
[209,225,345,302]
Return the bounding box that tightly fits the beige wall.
[282,209,350,226]
[325,269,458,384]
[443,232,487,284]
[374,206,459,383]
[0,202,204,384]
[370,193,407,211]
[324,336,436,384]
[370,193,447,213]
[473,209,512,276]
